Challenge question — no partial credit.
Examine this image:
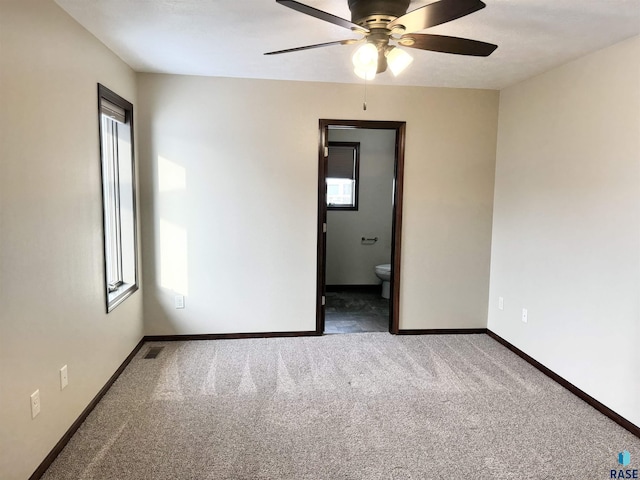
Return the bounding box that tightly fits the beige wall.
[488,35,640,426]
[0,1,143,479]
[137,74,498,334]
[326,128,395,285]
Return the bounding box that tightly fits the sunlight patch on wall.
[158,155,186,192]
[159,219,189,295]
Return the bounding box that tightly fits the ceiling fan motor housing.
[348,0,411,74]
[348,0,410,25]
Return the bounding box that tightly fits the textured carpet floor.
[42,334,639,479]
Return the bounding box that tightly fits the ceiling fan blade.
[264,39,358,55]
[388,0,486,34]
[276,0,369,33]
[399,33,497,56]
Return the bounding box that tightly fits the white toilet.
[374,264,391,299]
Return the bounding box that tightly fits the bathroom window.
[326,142,359,210]
[98,84,138,312]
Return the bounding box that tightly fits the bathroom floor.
[324,288,390,334]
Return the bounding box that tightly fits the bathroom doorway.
[316,120,406,335]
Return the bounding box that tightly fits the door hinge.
[321,295,326,306]
[324,146,329,157]
[322,222,327,233]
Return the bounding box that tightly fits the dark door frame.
[316,119,406,335]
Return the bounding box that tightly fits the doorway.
[316,120,406,335]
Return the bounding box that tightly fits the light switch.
[175,295,185,309]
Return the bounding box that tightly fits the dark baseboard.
[486,329,640,439]
[29,338,146,480]
[144,330,320,342]
[326,284,381,293]
[397,328,488,335]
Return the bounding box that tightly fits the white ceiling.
[54,0,640,89]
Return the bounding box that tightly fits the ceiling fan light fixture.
[386,46,413,76]
[352,43,378,79]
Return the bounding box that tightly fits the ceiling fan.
[265,0,497,79]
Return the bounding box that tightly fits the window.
[98,84,138,312]
[326,142,359,210]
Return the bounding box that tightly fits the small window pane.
[327,178,355,207]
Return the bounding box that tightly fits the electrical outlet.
[60,365,68,390]
[522,308,528,323]
[498,297,504,310]
[30,390,41,419]
[175,295,185,309]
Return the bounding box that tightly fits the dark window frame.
[326,141,360,211]
[98,84,139,313]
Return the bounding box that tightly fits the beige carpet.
[42,333,639,479]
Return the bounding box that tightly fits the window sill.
[328,206,358,211]
[107,282,138,313]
